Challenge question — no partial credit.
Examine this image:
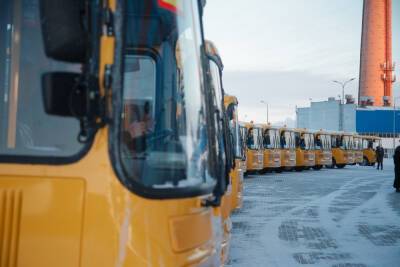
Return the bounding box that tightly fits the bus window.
[247,128,260,150]
[118,0,215,190]
[0,0,84,159]
[273,129,281,149]
[263,130,271,149]
[226,103,241,159]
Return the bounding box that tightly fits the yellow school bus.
[353,135,364,164]
[279,127,297,170]
[261,124,281,172]
[205,40,234,265]
[313,130,332,170]
[244,122,264,173]
[224,95,244,210]
[0,1,224,266]
[330,132,348,168]
[294,129,316,171]
[362,136,381,166]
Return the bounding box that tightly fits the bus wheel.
[326,158,335,169]
[362,157,369,166]
[275,168,283,173]
[295,167,303,172]
[337,164,345,169]
[313,165,322,170]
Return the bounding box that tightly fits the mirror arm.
[201,194,222,207]
[77,73,108,143]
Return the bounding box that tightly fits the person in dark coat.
[393,145,400,192]
[376,146,384,170]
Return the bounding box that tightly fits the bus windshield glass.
[240,125,248,157]
[343,135,352,150]
[282,131,295,149]
[266,129,280,149]
[226,102,242,159]
[0,0,84,159]
[304,133,314,150]
[247,127,261,150]
[119,0,214,189]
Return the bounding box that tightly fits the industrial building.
[296,97,400,156]
[296,97,356,132]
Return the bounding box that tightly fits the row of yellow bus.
[0,0,245,266]
[240,123,382,174]
[0,0,382,266]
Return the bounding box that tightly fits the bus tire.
[295,167,303,172]
[362,157,369,166]
[326,158,335,169]
[337,164,345,169]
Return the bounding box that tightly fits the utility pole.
[332,78,356,131]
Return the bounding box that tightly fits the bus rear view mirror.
[42,72,86,117]
[39,0,87,63]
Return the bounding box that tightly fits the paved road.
[227,162,400,267]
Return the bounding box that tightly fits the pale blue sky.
[204,0,400,124]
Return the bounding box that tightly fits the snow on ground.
[227,161,400,267]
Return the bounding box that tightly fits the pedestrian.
[376,145,384,170]
[393,144,400,193]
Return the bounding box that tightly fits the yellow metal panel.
[296,149,305,167]
[332,148,346,165]
[230,159,244,211]
[246,150,263,171]
[169,210,213,253]
[0,177,84,267]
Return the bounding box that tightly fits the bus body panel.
[346,150,355,165]
[0,130,217,267]
[315,150,332,166]
[263,149,281,170]
[355,151,364,164]
[363,148,376,165]
[303,150,315,167]
[280,149,296,168]
[332,148,347,165]
[246,150,263,172]
[296,149,305,167]
[230,159,244,210]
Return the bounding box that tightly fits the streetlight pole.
[332,78,356,104]
[332,78,356,131]
[260,100,269,123]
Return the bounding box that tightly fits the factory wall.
[356,108,400,135]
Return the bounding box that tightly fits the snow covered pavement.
[227,162,400,267]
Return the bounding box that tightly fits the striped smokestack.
[359,0,395,107]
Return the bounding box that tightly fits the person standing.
[376,145,384,170]
[393,145,400,192]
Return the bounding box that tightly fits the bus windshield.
[264,129,280,149]
[247,127,261,150]
[226,102,242,159]
[281,131,295,149]
[304,133,314,150]
[119,0,214,189]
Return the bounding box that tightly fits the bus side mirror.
[42,72,87,117]
[39,0,87,63]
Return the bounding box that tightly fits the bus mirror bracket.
[42,72,86,117]
[42,72,104,143]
